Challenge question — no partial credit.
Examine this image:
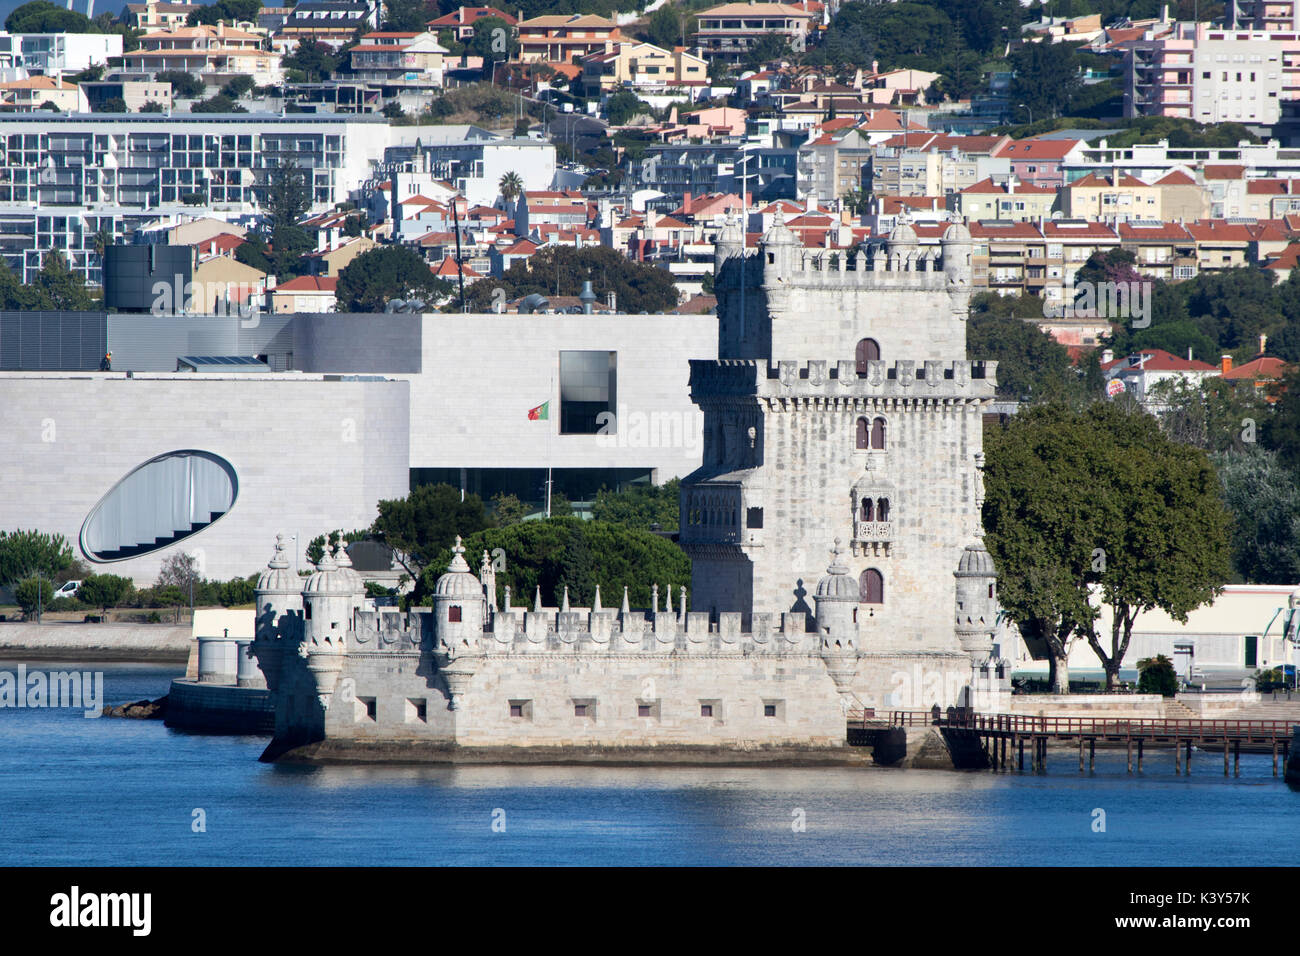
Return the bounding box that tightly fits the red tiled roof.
[276,276,337,293]
[1102,349,1216,373]
[1070,171,1149,189]
[1202,164,1246,180]
[1155,169,1197,186]
[1186,220,1255,242]
[1222,356,1289,380]
[1117,221,1192,241]
[994,138,1083,159]
[1043,220,1119,239]
[961,176,1056,195]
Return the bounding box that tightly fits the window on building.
[559,350,617,434]
[700,703,713,718]
[855,337,880,375]
[860,568,884,604]
[856,416,871,450]
[861,497,873,521]
[764,704,776,717]
[871,417,886,450]
[877,497,889,521]
[448,605,461,622]
[746,507,763,528]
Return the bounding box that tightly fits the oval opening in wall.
[80,450,239,562]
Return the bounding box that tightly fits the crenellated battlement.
[346,604,825,657]
[689,358,998,400]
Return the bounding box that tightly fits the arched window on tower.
[877,498,890,521]
[855,338,880,377]
[855,416,870,450]
[860,569,884,604]
[861,497,873,521]
[871,417,886,450]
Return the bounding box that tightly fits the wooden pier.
[847,709,1295,776]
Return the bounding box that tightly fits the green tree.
[1137,654,1179,697]
[967,307,1083,403]
[219,575,258,606]
[490,492,532,526]
[605,89,652,125]
[282,42,339,83]
[221,75,255,99]
[1008,40,1082,122]
[498,170,523,205]
[32,250,93,310]
[466,16,518,62]
[336,245,454,312]
[139,101,167,113]
[1215,447,1300,585]
[591,479,680,531]
[6,0,93,32]
[155,70,205,99]
[646,5,685,49]
[1146,376,1268,455]
[78,573,133,620]
[420,518,690,611]
[187,0,262,25]
[982,405,1101,693]
[462,245,678,314]
[13,577,52,620]
[256,159,314,278]
[0,530,73,587]
[1082,400,1232,691]
[1262,367,1300,470]
[371,483,491,579]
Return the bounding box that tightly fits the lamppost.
[1017,103,1033,125]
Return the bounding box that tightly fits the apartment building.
[797,127,874,203]
[122,24,283,85]
[349,31,449,83]
[279,1,383,49]
[0,76,87,111]
[1125,20,1293,125]
[1116,220,1198,281]
[1061,171,1163,223]
[1227,0,1300,31]
[693,1,815,64]
[580,41,707,95]
[868,133,1011,198]
[123,1,201,31]
[426,6,517,41]
[0,32,123,75]
[992,137,1087,189]
[0,113,387,284]
[517,14,621,63]
[956,177,1057,222]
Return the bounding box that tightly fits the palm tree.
[498,170,523,209]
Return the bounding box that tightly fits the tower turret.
[941,221,973,291]
[250,533,303,692]
[760,208,797,283]
[954,540,998,665]
[815,540,861,699]
[432,536,486,709]
[302,544,351,708]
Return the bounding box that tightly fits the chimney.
[1187,347,1192,361]
[683,191,692,213]
[1101,348,1114,365]
[1260,333,1267,355]
[1221,354,1232,374]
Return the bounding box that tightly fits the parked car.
[54,580,81,599]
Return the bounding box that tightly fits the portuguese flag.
[528,401,549,421]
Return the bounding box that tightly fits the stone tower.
[682,218,998,659]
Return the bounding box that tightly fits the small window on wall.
[559,350,617,435]
[448,605,461,622]
[860,569,884,604]
[855,337,880,375]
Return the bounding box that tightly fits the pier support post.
[1138,739,1143,773]
[1176,738,1181,774]
[1017,736,1024,771]
[1126,737,1132,774]
[1233,740,1239,777]
[1078,737,1084,773]
[1185,740,1192,775]
[1089,738,1095,773]
[1273,740,1279,777]
[1223,740,1229,777]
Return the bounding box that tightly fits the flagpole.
[546,369,554,519]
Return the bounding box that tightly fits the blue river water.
[1,663,1297,866]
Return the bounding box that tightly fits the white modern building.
[0,32,123,76]
[384,137,558,209]
[0,112,390,283]
[0,372,410,584]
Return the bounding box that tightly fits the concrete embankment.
[0,623,191,663]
